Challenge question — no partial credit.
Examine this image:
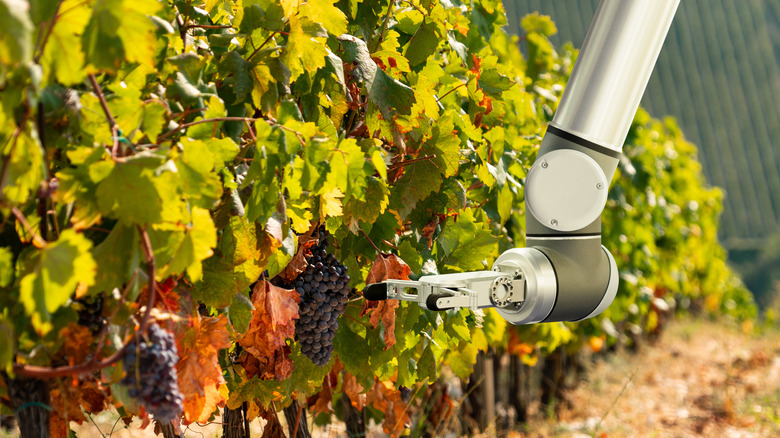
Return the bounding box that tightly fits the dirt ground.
[3,318,779,437]
[515,318,780,438]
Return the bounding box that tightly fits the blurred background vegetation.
[505,0,780,308]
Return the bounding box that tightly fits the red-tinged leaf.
[238,280,300,380]
[424,382,454,430]
[361,254,410,349]
[157,277,181,312]
[58,323,93,365]
[470,54,482,77]
[366,379,410,437]
[364,253,412,285]
[50,378,108,436]
[279,234,318,282]
[177,315,232,424]
[342,370,365,411]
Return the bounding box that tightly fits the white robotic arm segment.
[364,0,680,325]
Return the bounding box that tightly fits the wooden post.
[283,399,311,438]
[6,376,50,438]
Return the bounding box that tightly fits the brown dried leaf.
[364,253,412,285]
[238,280,300,380]
[49,378,91,437]
[59,323,93,365]
[260,407,286,438]
[177,315,232,424]
[279,234,318,282]
[366,379,409,437]
[307,386,332,416]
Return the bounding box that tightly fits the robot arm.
[365,0,681,324]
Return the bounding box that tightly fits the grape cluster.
[293,234,350,366]
[74,295,106,334]
[121,323,183,423]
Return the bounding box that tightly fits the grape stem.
[12,227,158,379]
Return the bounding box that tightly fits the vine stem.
[12,228,158,379]
[11,208,47,248]
[386,154,437,171]
[87,74,120,156]
[184,24,232,29]
[247,29,283,61]
[358,229,389,256]
[436,82,467,102]
[157,116,306,145]
[33,0,64,63]
[292,401,303,438]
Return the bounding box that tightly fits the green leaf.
[2,127,45,206]
[141,101,168,141]
[300,0,347,36]
[29,0,59,24]
[19,230,97,333]
[40,0,90,85]
[82,0,162,72]
[282,15,328,81]
[191,216,265,308]
[53,147,107,230]
[0,248,13,287]
[219,52,254,104]
[436,209,498,272]
[96,159,186,225]
[521,12,557,37]
[0,317,13,370]
[337,35,416,118]
[226,377,276,409]
[228,290,254,334]
[0,0,34,66]
[389,159,442,220]
[89,223,140,294]
[404,19,439,67]
[343,175,389,228]
[240,0,285,33]
[417,344,437,382]
[152,207,217,282]
[478,69,514,95]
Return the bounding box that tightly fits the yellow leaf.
[320,187,344,219]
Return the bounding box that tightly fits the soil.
[515,318,780,438]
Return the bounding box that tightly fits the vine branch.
[11,207,47,248]
[33,0,65,63]
[387,154,436,171]
[88,74,120,156]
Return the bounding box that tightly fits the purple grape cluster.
[293,234,350,366]
[74,295,105,334]
[121,323,183,422]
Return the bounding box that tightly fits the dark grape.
[286,229,351,366]
[121,323,183,422]
[74,294,106,334]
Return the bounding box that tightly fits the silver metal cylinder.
[551,0,680,152]
[493,248,557,325]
